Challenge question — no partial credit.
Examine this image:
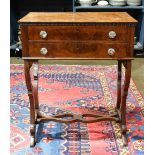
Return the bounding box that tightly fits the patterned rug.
[10,64,144,155]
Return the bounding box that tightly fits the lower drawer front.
[28,42,128,58]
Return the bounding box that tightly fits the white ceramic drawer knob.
[40,31,48,39]
[109,31,117,39]
[40,48,48,55]
[108,48,115,56]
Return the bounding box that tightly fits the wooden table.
[19,12,137,147]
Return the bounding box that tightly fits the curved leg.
[116,60,122,110]
[32,61,39,110]
[120,60,131,146]
[24,60,36,147]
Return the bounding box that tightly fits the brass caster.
[30,137,36,147]
[122,134,128,147]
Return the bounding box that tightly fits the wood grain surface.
[28,25,128,42]
[28,41,128,58]
[19,12,137,23]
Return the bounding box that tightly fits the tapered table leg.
[24,60,36,147]
[120,60,131,146]
[116,60,122,110]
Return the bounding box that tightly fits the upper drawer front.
[28,26,128,42]
[28,41,127,58]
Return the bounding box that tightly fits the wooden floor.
[10,57,144,96]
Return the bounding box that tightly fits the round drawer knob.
[108,48,115,56]
[40,48,48,55]
[40,31,48,39]
[109,31,117,39]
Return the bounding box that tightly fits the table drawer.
[28,26,128,42]
[29,41,75,57]
[28,41,128,58]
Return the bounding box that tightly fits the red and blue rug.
[10,64,144,155]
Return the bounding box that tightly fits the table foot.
[122,125,127,133]
[121,124,128,146]
[122,133,128,146]
[30,136,36,147]
[30,124,36,147]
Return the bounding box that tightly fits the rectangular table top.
[18,12,137,24]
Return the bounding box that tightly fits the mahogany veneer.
[28,25,128,42]
[19,12,137,147]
